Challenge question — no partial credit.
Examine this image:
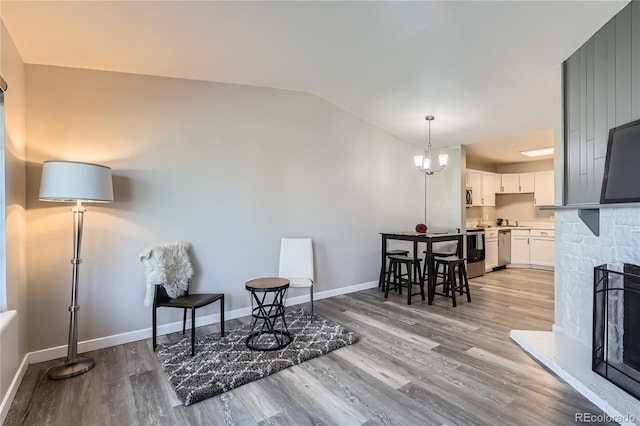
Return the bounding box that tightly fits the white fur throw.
[139,242,194,306]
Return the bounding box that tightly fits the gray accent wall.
[564,1,638,205]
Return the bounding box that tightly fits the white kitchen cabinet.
[498,173,534,193]
[466,169,496,206]
[519,173,535,192]
[499,174,519,193]
[467,169,483,206]
[485,229,499,271]
[534,171,555,206]
[529,229,555,267]
[482,172,497,206]
[510,229,530,265]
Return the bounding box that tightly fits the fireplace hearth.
[593,263,640,400]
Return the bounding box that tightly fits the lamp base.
[47,356,95,380]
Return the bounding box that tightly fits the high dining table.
[379,231,464,304]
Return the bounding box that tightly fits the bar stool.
[384,255,425,305]
[379,249,410,292]
[424,250,456,288]
[432,256,471,307]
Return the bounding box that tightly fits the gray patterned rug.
[156,308,359,406]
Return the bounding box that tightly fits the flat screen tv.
[600,118,640,204]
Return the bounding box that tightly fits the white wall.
[424,146,463,232]
[0,18,27,410]
[24,65,432,351]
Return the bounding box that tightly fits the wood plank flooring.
[4,269,615,425]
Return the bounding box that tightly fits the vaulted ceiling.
[0,1,628,162]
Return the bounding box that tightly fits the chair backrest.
[278,237,314,281]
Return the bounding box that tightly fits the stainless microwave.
[465,187,473,205]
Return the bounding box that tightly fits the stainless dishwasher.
[498,230,511,267]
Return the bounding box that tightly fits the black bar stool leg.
[449,266,457,307]
[419,261,426,301]
[462,263,471,302]
[385,259,394,298]
[407,262,413,305]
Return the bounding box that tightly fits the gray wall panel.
[579,45,588,180]
[586,139,595,193]
[567,54,580,132]
[632,1,640,116]
[586,38,595,143]
[616,4,632,125]
[567,129,581,204]
[593,29,608,159]
[563,1,639,204]
[607,20,617,134]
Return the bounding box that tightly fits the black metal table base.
[246,288,292,351]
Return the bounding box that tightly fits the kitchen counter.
[467,223,554,231]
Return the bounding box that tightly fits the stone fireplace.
[511,207,640,425]
[593,263,640,400]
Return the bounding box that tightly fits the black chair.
[152,285,224,356]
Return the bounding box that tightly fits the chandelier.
[414,115,448,174]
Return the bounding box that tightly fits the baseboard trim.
[28,280,378,365]
[0,353,29,425]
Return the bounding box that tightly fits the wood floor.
[4,269,614,426]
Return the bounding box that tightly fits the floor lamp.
[39,160,114,380]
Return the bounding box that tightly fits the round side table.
[245,277,292,351]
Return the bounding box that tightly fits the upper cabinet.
[497,173,534,194]
[467,169,554,206]
[482,172,497,206]
[519,173,535,193]
[534,171,555,206]
[467,170,482,206]
[466,170,496,206]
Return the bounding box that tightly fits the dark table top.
[380,231,463,238]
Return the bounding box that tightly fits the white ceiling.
[0,1,628,163]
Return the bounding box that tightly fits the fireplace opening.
[593,263,640,400]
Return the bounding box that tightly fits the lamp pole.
[48,201,95,379]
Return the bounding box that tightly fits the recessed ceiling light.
[520,147,554,157]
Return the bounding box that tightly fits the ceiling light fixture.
[414,115,448,175]
[520,147,554,157]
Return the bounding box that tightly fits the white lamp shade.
[39,161,114,202]
[414,155,423,167]
[423,157,431,170]
[439,153,449,166]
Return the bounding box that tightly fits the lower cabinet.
[510,230,531,265]
[507,228,554,269]
[485,229,498,271]
[529,229,555,267]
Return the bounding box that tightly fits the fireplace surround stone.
[512,208,640,425]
